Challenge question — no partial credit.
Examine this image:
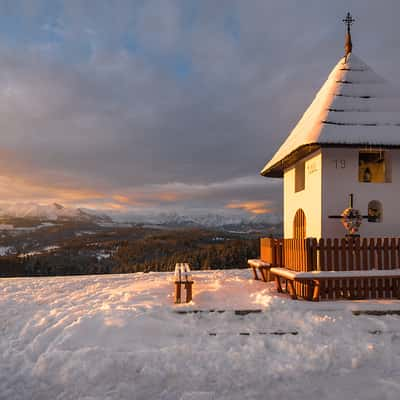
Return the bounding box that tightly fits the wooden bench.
[270,267,400,301]
[248,259,272,282]
[174,263,193,303]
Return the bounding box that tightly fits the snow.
[271,267,400,279]
[43,245,60,252]
[0,224,15,230]
[0,245,14,255]
[0,202,111,223]
[75,231,96,237]
[96,251,111,261]
[2,269,400,400]
[0,223,57,233]
[247,258,270,268]
[0,202,80,220]
[39,222,57,228]
[261,53,400,176]
[18,245,60,258]
[115,210,281,228]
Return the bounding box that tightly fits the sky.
[0,0,399,220]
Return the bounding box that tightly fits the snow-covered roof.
[261,53,400,177]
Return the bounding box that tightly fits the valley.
[0,215,280,277]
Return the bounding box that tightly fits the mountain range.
[0,203,112,224]
[0,202,282,232]
[115,210,282,233]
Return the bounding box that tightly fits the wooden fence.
[260,238,314,298]
[260,238,283,267]
[260,237,400,300]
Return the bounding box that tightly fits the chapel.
[261,13,400,239]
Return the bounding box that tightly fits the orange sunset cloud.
[225,201,274,215]
[112,195,130,203]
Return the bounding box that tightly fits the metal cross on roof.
[343,12,355,33]
[343,12,355,57]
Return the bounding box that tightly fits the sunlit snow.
[2,270,400,400]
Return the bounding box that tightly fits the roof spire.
[343,12,355,58]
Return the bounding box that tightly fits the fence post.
[260,238,284,267]
[306,238,318,271]
[304,238,318,300]
[260,238,273,264]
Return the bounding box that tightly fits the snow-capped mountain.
[0,203,112,223]
[114,210,282,231]
[145,212,280,227]
[0,203,281,231]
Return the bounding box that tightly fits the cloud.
[0,174,103,205]
[135,0,182,52]
[226,200,275,215]
[0,1,400,219]
[91,176,281,216]
[112,195,130,203]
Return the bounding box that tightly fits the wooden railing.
[260,238,314,269]
[315,238,400,271]
[260,238,315,298]
[260,237,400,300]
[260,238,283,267]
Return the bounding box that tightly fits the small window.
[295,161,305,192]
[368,200,382,223]
[359,151,391,183]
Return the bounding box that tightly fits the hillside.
[2,270,400,400]
[0,226,260,277]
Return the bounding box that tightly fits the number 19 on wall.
[334,160,346,169]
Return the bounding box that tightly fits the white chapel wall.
[322,147,400,238]
[284,150,322,238]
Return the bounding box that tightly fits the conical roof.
[261,53,400,177]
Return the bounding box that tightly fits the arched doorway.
[293,209,306,238]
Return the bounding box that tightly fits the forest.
[0,227,261,277]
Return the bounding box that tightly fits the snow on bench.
[247,259,271,281]
[270,267,400,301]
[248,259,270,268]
[270,267,400,280]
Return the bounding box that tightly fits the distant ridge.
[115,211,282,233]
[0,203,281,233]
[0,202,112,224]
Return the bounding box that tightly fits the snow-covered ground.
[2,270,400,400]
[18,245,60,258]
[0,245,14,255]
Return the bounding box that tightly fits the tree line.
[0,228,260,276]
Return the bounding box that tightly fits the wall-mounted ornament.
[341,194,363,237]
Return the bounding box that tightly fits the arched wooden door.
[293,209,306,239]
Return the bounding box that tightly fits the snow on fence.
[260,237,400,300]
